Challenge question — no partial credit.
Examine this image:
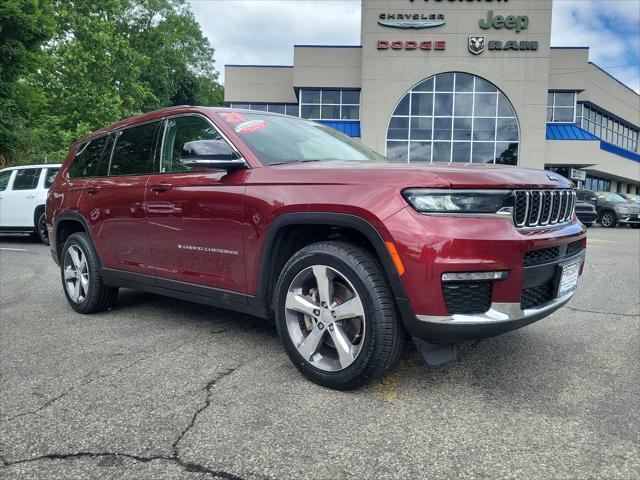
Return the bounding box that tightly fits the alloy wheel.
[601,213,614,227]
[284,265,366,372]
[63,245,90,303]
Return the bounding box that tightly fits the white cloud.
[189,0,360,80]
[551,0,640,92]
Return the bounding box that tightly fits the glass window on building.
[229,103,299,117]
[585,175,611,192]
[386,72,519,165]
[299,89,361,120]
[547,91,577,123]
[579,103,639,152]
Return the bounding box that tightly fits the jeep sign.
[480,11,529,32]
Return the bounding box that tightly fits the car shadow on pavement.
[107,288,571,403]
[0,234,44,245]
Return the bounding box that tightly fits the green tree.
[1,0,224,166]
[0,0,54,166]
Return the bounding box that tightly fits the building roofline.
[588,62,639,97]
[225,64,293,68]
[294,44,362,48]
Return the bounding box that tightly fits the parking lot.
[0,227,638,480]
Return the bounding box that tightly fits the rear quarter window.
[44,168,60,188]
[69,136,109,178]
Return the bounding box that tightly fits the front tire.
[274,241,405,390]
[631,224,640,229]
[60,232,118,313]
[599,211,617,228]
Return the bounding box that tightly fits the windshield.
[623,194,640,204]
[596,192,628,204]
[218,111,386,165]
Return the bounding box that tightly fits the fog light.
[441,271,509,282]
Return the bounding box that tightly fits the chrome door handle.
[26,195,35,199]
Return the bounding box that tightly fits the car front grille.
[443,282,492,315]
[513,190,576,228]
[524,246,561,267]
[523,239,584,267]
[520,282,555,310]
[566,239,583,256]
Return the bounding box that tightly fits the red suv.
[47,106,586,389]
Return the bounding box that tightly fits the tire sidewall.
[37,212,49,245]
[60,233,98,313]
[275,246,388,388]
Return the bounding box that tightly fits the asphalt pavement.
[0,227,638,480]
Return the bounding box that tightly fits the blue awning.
[546,123,639,163]
[546,123,599,141]
[316,120,361,137]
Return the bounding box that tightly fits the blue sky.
[190,0,640,93]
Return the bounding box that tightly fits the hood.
[264,161,573,189]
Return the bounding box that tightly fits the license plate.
[557,259,581,298]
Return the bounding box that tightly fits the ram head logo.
[468,36,486,55]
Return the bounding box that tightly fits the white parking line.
[0,248,31,252]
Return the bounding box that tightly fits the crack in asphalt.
[565,306,639,318]
[0,367,252,480]
[172,367,237,458]
[0,451,248,479]
[0,334,202,424]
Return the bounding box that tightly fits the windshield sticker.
[235,119,268,134]
[219,112,247,123]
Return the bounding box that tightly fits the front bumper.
[576,211,597,224]
[618,213,640,224]
[410,288,575,343]
[384,206,586,343]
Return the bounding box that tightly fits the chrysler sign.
[379,13,445,29]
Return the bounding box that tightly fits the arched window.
[386,73,519,165]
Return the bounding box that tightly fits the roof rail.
[145,105,194,115]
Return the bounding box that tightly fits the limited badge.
[235,120,268,134]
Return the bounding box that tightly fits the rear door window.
[69,136,109,178]
[44,168,60,188]
[12,168,42,190]
[109,122,159,176]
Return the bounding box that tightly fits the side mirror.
[181,139,247,171]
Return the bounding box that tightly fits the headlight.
[402,189,512,214]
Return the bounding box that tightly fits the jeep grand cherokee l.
[47,107,586,390]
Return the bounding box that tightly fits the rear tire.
[631,224,640,229]
[274,241,405,390]
[599,211,617,228]
[60,232,118,313]
[37,212,49,245]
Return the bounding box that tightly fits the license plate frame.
[556,258,581,298]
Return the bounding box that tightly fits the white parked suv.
[0,164,61,244]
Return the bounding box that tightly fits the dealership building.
[224,0,640,194]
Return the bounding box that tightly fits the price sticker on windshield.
[218,112,246,123]
[235,120,268,134]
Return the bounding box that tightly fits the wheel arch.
[254,213,409,313]
[53,213,101,266]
